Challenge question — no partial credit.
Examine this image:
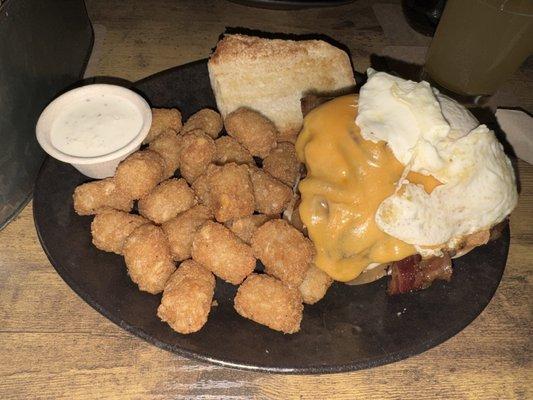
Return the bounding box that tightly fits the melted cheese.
[405,171,441,194]
[296,95,419,282]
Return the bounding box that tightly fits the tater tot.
[224,108,277,158]
[177,130,216,183]
[91,210,149,254]
[191,221,256,285]
[225,214,273,244]
[234,274,303,334]
[276,129,300,145]
[202,163,255,222]
[123,224,176,294]
[157,260,215,334]
[263,142,301,187]
[182,109,223,139]
[251,219,314,287]
[214,136,254,166]
[138,178,196,224]
[162,205,213,261]
[299,264,333,305]
[73,178,133,215]
[148,129,182,178]
[191,172,213,209]
[115,150,165,200]
[143,108,182,144]
[249,166,292,215]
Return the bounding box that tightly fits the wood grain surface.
[1,1,531,398]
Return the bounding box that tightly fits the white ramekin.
[36,84,152,179]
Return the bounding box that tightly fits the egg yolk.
[296,94,440,282]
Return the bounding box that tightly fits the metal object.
[0,0,93,230]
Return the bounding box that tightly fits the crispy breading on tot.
[191,172,213,209]
[251,219,314,287]
[248,166,292,215]
[299,264,333,305]
[204,163,255,222]
[91,210,148,255]
[122,224,176,294]
[182,109,223,139]
[162,205,213,262]
[263,142,301,187]
[191,221,256,285]
[138,178,196,224]
[177,130,216,183]
[224,108,277,158]
[144,108,182,144]
[157,259,215,334]
[276,131,299,145]
[115,150,165,200]
[214,136,254,166]
[148,129,182,178]
[73,178,133,215]
[225,214,273,244]
[234,274,303,334]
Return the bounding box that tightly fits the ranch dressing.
[50,93,143,157]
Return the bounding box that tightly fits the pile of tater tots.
[73,106,333,334]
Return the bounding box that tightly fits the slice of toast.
[208,34,356,143]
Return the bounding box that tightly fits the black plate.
[33,60,510,374]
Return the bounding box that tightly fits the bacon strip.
[387,220,508,295]
[387,253,452,295]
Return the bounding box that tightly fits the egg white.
[356,70,518,253]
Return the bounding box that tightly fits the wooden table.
[1,1,531,398]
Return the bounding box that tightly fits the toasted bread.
[208,34,356,143]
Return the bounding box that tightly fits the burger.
[295,70,518,294]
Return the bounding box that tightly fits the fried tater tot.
[224,108,277,158]
[177,130,216,183]
[148,129,182,178]
[204,163,255,222]
[251,219,314,287]
[123,224,176,294]
[299,264,333,305]
[73,178,133,215]
[191,172,213,209]
[214,136,254,166]
[143,108,182,144]
[225,214,273,244]
[249,166,292,215]
[115,150,165,200]
[91,210,149,254]
[191,221,256,285]
[157,259,215,334]
[276,130,299,145]
[138,178,196,224]
[182,109,223,139]
[234,274,303,334]
[263,142,301,187]
[162,205,213,261]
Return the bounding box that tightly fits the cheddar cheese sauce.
[296,95,440,282]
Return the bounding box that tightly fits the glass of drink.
[422,0,533,105]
